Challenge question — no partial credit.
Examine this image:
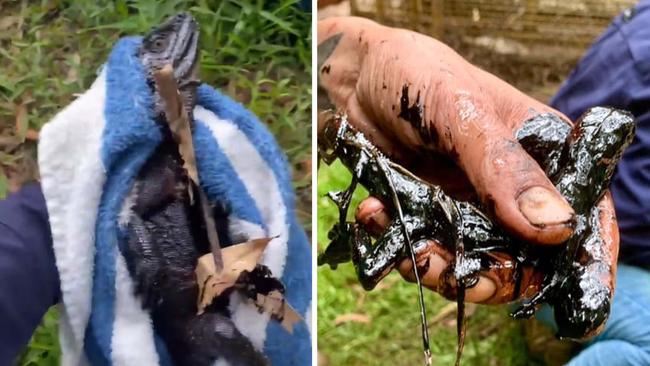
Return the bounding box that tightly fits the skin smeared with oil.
[318,107,634,364]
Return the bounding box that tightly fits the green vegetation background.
[0,1,310,365]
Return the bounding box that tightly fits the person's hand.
[317,17,619,304]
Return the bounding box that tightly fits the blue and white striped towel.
[38,36,311,366]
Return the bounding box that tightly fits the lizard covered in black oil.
[318,107,635,365]
[119,13,282,366]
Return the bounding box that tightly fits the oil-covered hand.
[317,17,619,304]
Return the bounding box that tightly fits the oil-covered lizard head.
[140,12,200,85]
[140,12,200,119]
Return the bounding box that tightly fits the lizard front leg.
[353,219,419,291]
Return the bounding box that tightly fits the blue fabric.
[263,216,312,365]
[83,36,310,365]
[85,36,163,364]
[550,0,650,268]
[196,86,312,366]
[195,85,295,210]
[192,121,266,230]
[0,184,58,365]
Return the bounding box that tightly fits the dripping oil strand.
[379,158,432,366]
[455,280,466,366]
[453,204,467,366]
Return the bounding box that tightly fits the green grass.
[19,308,60,366]
[317,161,531,366]
[0,1,310,364]
[0,0,311,201]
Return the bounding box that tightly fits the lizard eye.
[149,35,169,52]
[154,39,165,50]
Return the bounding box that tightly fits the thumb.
[460,120,575,244]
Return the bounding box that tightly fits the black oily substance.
[119,12,272,366]
[398,84,423,125]
[398,84,438,146]
[321,64,331,74]
[512,108,635,339]
[318,107,635,363]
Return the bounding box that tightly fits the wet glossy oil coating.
[515,113,571,178]
[515,107,635,339]
[122,13,269,366]
[319,117,515,290]
[318,106,634,360]
[320,114,528,366]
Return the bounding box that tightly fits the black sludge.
[515,112,571,178]
[119,12,268,366]
[552,108,634,338]
[123,135,268,366]
[514,107,635,339]
[319,105,634,350]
